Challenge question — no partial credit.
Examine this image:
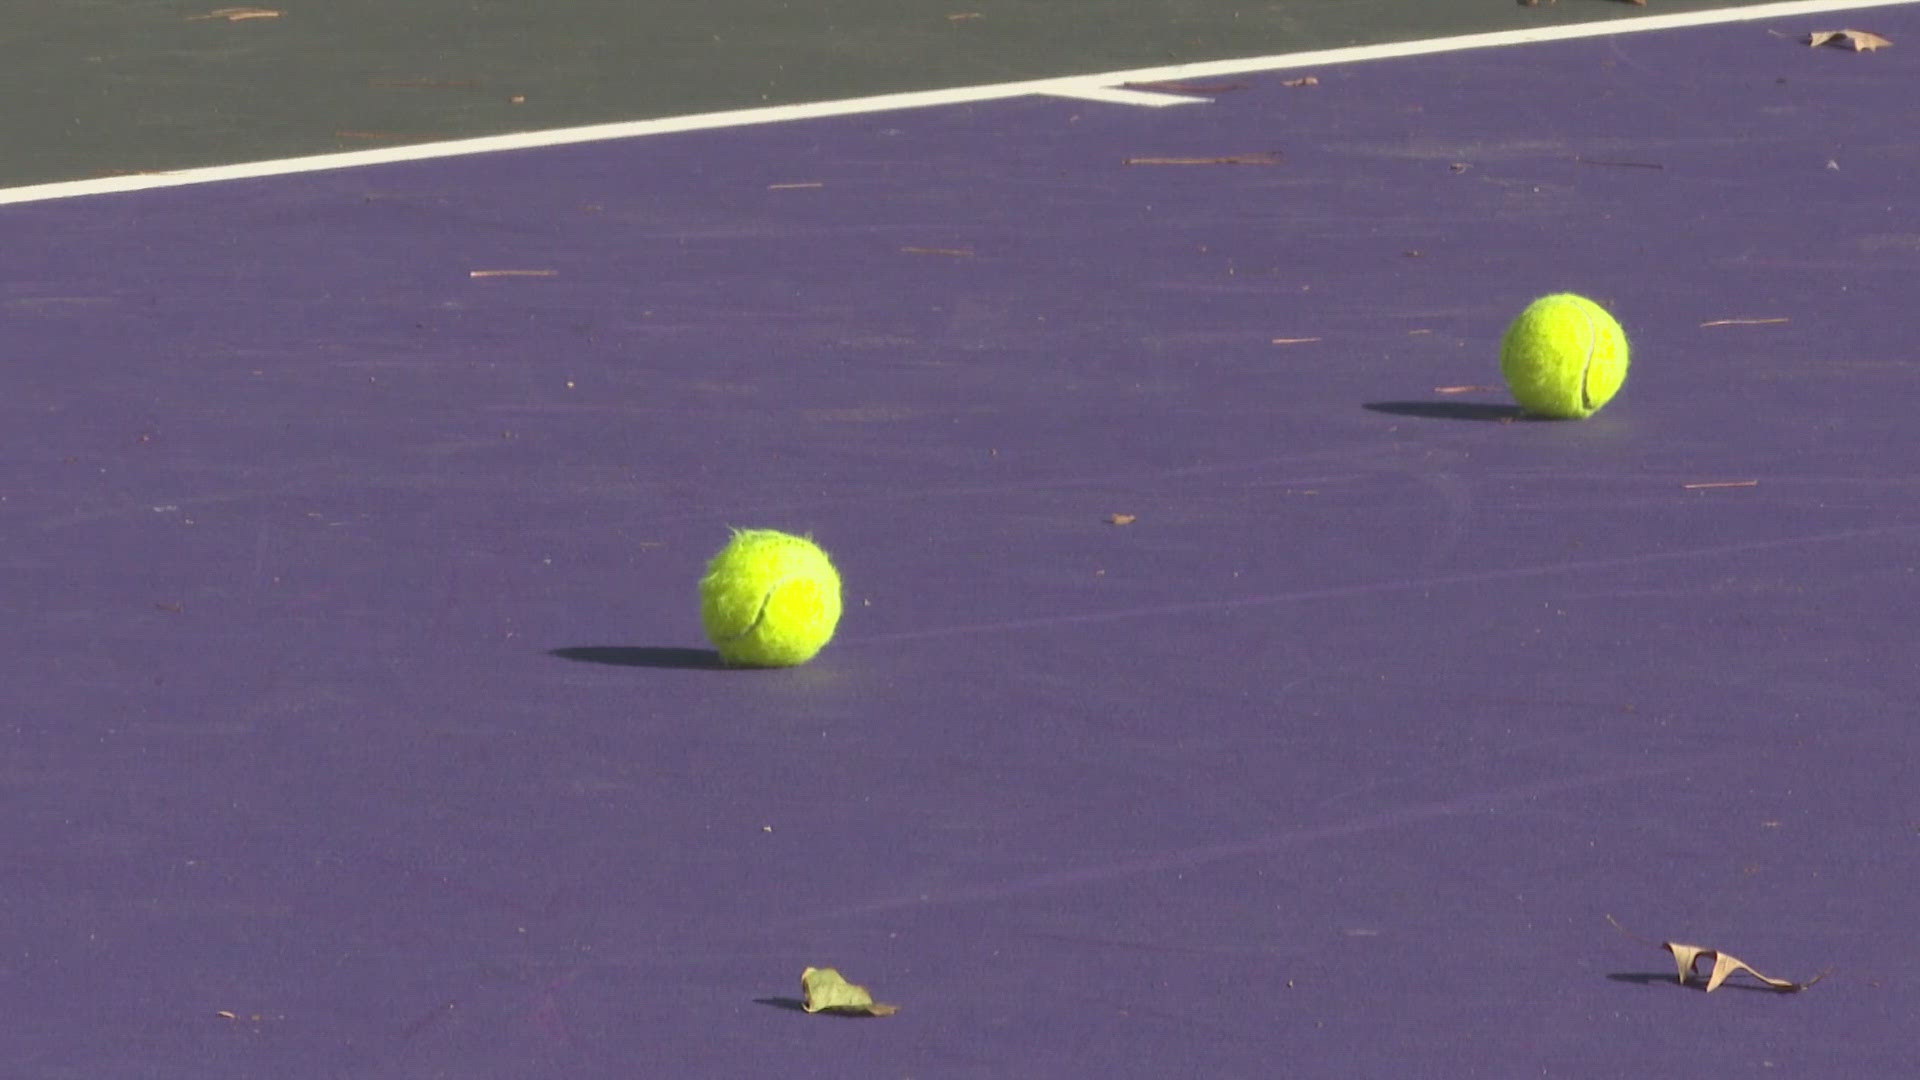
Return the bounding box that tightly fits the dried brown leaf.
[1106,513,1137,526]
[1280,76,1319,88]
[1808,30,1892,51]
[1608,916,1828,993]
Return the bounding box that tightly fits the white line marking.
[1,0,1912,207]
[1042,86,1213,107]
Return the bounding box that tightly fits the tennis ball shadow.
[549,645,727,670]
[1364,400,1529,422]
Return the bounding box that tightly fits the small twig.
[1126,153,1281,166]
[1682,480,1759,490]
[1575,157,1665,170]
[469,269,558,278]
[334,130,447,141]
[1700,317,1790,327]
[188,7,282,20]
[369,79,483,90]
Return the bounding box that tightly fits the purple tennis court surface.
[7,9,1918,1078]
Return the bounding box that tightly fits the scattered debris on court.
[1106,513,1137,526]
[1807,30,1892,52]
[1280,75,1320,88]
[1608,916,1830,993]
[800,967,899,1016]
[1270,336,1322,345]
[1681,480,1759,490]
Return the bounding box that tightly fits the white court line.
[1043,86,1213,108]
[0,0,1911,208]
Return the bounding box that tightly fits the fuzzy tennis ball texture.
[1500,293,1630,419]
[699,529,843,667]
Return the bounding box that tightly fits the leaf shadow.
[548,646,727,670]
[1364,400,1529,422]
[753,996,885,1018]
[1605,972,1781,994]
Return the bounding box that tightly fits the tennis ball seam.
[711,575,802,645]
[1579,304,1598,413]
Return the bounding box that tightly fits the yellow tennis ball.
[1499,293,1630,419]
[699,529,843,667]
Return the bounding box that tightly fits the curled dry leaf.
[800,967,899,1016]
[1106,513,1137,526]
[1807,30,1892,51]
[1608,916,1829,993]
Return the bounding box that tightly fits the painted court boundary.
[3,0,1913,208]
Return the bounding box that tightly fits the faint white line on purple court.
[0,0,1913,207]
